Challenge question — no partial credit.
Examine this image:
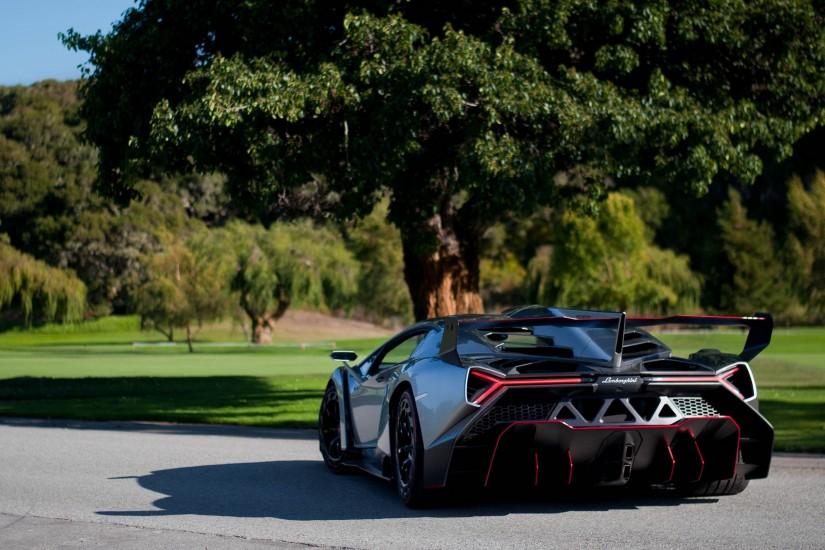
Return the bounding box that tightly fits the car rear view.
[445,307,774,496]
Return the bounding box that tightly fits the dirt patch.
[270,310,395,341]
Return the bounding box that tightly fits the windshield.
[456,324,618,363]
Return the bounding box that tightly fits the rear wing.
[440,311,773,365]
[627,312,773,362]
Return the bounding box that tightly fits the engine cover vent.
[671,397,719,417]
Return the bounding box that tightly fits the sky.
[0,0,136,85]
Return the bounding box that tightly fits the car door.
[349,330,429,447]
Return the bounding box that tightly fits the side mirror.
[330,350,358,362]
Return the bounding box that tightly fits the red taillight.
[466,370,501,404]
[466,369,583,405]
[648,365,757,401]
[719,366,756,400]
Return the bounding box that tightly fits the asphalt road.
[0,419,823,549]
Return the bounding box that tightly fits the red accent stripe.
[650,376,720,383]
[728,416,742,479]
[629,314,764,321]
[687,429,706,482]
[665,443,676,482]
[566,448,574,485]
[462,314,766,324]
[721,367,739,380]
[469,369,583,405]
[462,315,618,324]
[483,417,739,488]
[649,371,746,400]
[534,452,540,487]
[719,367,745,399]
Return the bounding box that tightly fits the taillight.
[466,370,502,405]
[719,365,756,400]
[466,369,583,406]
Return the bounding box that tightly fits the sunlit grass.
[0,319,822,451]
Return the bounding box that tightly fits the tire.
[318,382,350,474]
[683,474,749,496]
[392,389,428,507]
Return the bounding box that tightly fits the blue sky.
[0,0,136,85]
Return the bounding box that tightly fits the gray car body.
[329,320,472,486]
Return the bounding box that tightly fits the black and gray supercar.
[318,306,774,506]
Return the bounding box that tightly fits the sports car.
[318,306,774,506]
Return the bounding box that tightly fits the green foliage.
[717,189,794,315]
[531,193,701,313]
[0,82,217,313]
[480,223,528,309]
[220,221,359,342]
[786,171,825,322]
[69,2,825,202]
[0,81,99,281]
[63,0,825,317]
[0,237,86,325]
[619,187,670,240]
[344,200,412,325]
[136,230,233,349]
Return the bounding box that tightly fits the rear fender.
[379,359,477,487]
[329,367,355,452]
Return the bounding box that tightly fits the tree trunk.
[251,315,275,344]
[246,295,290,344]
[401,211,484,321]
[185,324,194,353]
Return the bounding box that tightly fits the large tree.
[64,1,825,319]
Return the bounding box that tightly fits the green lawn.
[658,327,825,452]
[0,319,822,452]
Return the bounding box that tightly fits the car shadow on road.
[98,460,718,520]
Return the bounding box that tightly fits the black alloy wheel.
[319,383,347,473]
[393,389,427,506]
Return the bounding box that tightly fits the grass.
[656,328,825,451]
[0,318,822,451]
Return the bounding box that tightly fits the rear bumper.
[440,386,773,490]
[483,417,739,488]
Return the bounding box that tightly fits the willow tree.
[64,1,825,319]
[136,231,233,351]
[220,221,359,343]
[0,238,86,325]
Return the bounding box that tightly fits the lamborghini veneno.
[318,306,774,506]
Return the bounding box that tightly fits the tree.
[0,236,86,326]
[64,1,825,319]
[529,193,700,313]
[479,223,529,310]
[786,170,825,322]
[136,230,232,351]
[221,221,359,343]
[344,199,412,325]
[716,189,793,315]
[0,82,216,313]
